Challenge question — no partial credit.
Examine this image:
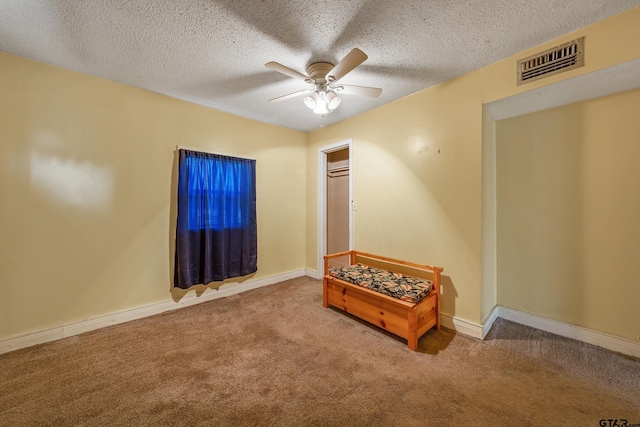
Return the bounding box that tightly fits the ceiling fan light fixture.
[303,92,318,109]
[326,91,341,110]
[312,93,329,115]
[305,90,341,115]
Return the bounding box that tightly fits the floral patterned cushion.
[328,263,433,304]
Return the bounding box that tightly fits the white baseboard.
[305,268,320,279]
[481,305,500,339]
[7,282,637,359]
[0,269,306,355]
[438,306,640,359]
[440,313,483,339]
[492,306,640,358]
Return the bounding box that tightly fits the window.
[174,149,257,288]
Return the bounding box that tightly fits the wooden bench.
[323,250,443,351]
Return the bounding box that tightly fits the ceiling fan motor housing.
[306,62,334,84]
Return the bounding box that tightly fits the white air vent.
[517,37,584,85]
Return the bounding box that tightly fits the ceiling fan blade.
[325,48,368,83]
[268,89,312,102]
[265,62,311,81]
[338,84,382,98]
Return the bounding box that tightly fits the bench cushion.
[328,263,433,304]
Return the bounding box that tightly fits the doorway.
[318,140,353,276]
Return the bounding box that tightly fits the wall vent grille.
[517,37,584,85]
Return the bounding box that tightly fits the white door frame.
[317,139,353,278]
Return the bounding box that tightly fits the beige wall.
[0,52,307,340]
[481,108,497,322]
[308,72,485,323]
[307,7,640,327]
[496,88,640,340]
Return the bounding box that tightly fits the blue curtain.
[174,149,257,289]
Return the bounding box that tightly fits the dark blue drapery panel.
[174,149,257,289]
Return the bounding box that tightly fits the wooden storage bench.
[323,250,443,351]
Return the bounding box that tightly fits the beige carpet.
[1,276,638,426]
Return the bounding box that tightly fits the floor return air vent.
[517,37,584,85]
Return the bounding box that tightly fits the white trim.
[493,306,640,358]
[305,268,320,279]
[440,307,640,358]
[0,269,305,355]
[440,313,483,339]
[317,139,353,277]
[481,305,500,339]
[0,327,64,354]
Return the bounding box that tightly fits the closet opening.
[317,140,353,276]
[326,148,350,268]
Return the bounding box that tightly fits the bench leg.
[322,278,329,308]
[408,333,418,351]
[407,307,418,351]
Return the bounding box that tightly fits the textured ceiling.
[1,1,639,132]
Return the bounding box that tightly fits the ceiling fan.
[265,48,382,115]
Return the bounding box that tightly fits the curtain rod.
[176,145,256,161]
